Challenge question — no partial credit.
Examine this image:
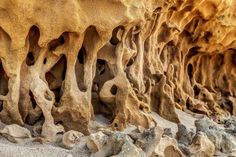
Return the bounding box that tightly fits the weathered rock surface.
[0,0,236,156]
[62,130,83,149]
[188,132,215,157]
[0,124,31,143]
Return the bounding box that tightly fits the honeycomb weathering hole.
[110,85,118,95]
[26,51,35,66]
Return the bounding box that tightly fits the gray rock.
[195,117,236,154]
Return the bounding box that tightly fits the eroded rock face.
[0,0,236,144]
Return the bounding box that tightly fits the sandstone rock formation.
[0,0,236,156]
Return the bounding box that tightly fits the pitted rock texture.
[0,0,236,146]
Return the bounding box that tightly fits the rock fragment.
[0,124,31,143]
[62,130,83,149]
[86,131,108,153]
[189,132,215,157]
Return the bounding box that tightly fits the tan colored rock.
[86,131,107,153]
[130,126,163,156]
[155,135,184,157]
[189,132,215,157]
[0,124,31,143]
[62,130,83,149]
[164,145,185,157]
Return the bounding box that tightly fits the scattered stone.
[86,131,108,153]
[195,117,236,154]
[132,126,163,156]
[62,130,83,149]
[155,135,183,157]
[164,145,185,157]
[176,124,195,146]
[189,132,215,157]
[0,124,31,143]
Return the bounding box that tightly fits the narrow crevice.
[76,46,87,92]
[97,59,106,75]
[127,58,134,67]
[78,46,85,64]
[43,58,47,64]
[29,91,37,109]
[187,64,193,80]
[193,85,200,96]
[26,25,40,66]
[0,60,9,96]
[0,100,3,112]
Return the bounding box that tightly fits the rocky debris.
[0,124,31,143]
[131,126,163,156]
[85,126,165,157]
[176,123,195,155]
[223,117,236,136]
[195,117,236,154]
[86,131,108,153]
[1,117,236,157]
[62,130,83,149]
[154,135,183,157]
[188,132,215,157]
[89,132,145,157]
[110,139,146,157]
[176,124,195,146]
[164,145,185,157]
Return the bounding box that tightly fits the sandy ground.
[0,109,197,157]
[0,137,90,157]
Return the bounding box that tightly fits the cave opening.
[46,55,67,103]
[78,46,85,64]
[110,85,118,95]
[110,26,124,45]
[91,59,116,123]
[193,85,200,96]
[76,46,87,91]
[26,26,40,66]
[26,51,35,66]
[187,64,193,80]
[97,59,106,75]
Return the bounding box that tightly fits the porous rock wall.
[0,0,236,141]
